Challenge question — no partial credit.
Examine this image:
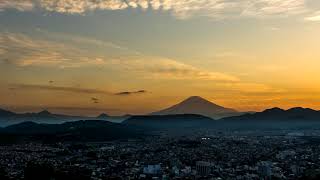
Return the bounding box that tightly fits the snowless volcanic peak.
[152,96,238,119]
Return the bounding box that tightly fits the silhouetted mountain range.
[0,109,130,127]
[222,107,320,121]
[2,98,320,133]
[151,96,244,119]
[205,107,320,130]
[0,105,320,143]
[125,106,320,131]
[0,109,87,127]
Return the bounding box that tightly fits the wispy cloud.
[11,84,111,95]
[39,0,309,19]
[35,28,139,54]
[103,56,239,82]
[304,11,320,21]
[0,0,315,20]
[91,97,100,103]
[145,59,239,82]
[10,84,151,97]
[1,32,239,82]
[0,0,34,12]
[0,32,108,68]
[241,0,307,18]
[91,97,99,101]
[196,82,286,96]
[39,0,129,14]
[115,90,147,96]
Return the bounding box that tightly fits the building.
[196,161,211,176]
[258,161,272,180]
[143,165,161,175]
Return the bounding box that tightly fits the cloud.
[0,0,34,12]
[0,32,108,68]
[11,83,150,98]
[0,33,63,67]
[91,97,99,103]
[38,0,308,19]
[222,82,286,94]
[11,84,110,95]
[35,28,138,54]
[115,90,147,96]
[123,57,240,82]
[304,11,320,21]
[1,32,239,82]
[241,0,307,18]
[39,0,129,14]
[91,97,99,101]
[5,105,119,114]
[0,0,315,20]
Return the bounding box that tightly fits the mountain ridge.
[222,107,320,122]
[1,104,320,128]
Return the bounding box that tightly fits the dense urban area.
[1,130,320,180]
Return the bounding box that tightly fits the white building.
[143,164,161,175]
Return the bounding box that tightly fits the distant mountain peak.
[97,113,109,119]
[263,107,285,113]
[151,96,239,119]
[186,96,206,101]
[180,96,225,107]
[37,110,52,116]
[287,107,317,114]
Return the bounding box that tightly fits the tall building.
[196,161,211,176]
[258,161,272,180]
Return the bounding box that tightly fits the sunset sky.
[1,0,320,116]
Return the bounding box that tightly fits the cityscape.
[2,0,320,179]
[1,130,320,179]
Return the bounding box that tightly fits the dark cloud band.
[115,90,147,96]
